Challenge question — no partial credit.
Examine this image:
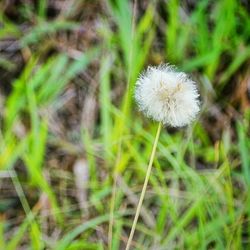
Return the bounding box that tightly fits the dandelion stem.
[125,122,162,250]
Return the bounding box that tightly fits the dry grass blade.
[73,158,89,217]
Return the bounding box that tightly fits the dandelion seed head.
[135,65,200,127]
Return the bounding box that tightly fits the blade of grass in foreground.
[55,213,123,250]
[99,55,113,163]
[107,0,138,248]
[237,121,250,186]
[237,119,250,241]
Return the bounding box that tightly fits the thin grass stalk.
[108,1,138,249]
[125,122,162,250]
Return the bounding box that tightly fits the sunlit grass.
[0,0,249,249]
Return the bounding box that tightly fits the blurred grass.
[0,0,250,249]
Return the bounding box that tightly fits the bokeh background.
[0,0,250,249]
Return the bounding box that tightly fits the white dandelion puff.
[135,64,200,127]
[126,65,200,250]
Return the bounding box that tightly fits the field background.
[0,0,250,249]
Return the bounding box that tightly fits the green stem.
[125,122,162,250]
[108,1,138,248]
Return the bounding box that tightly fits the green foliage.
[0,0,250,249]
